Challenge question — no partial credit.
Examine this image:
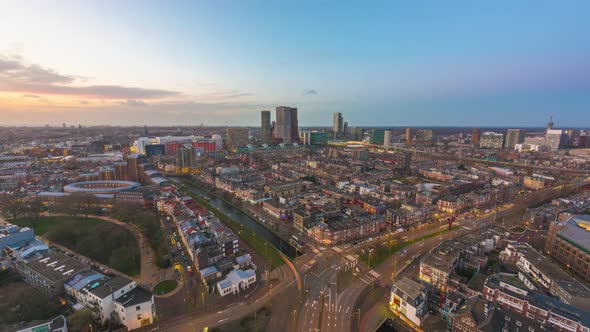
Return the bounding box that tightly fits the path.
[44,213,174,290]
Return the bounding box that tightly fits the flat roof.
[392,277,424,301]
[114,286,153,308]
[558,215,590,253]
[25,251,89,283]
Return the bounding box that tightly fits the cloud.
[0,54,180,99]
[120,99,147,107]
[196,90,253,100]
[22,94,41,99]
[302,89,318,96]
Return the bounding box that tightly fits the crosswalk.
[360,269,380,284]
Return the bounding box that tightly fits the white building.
[390,277,427,327]
[112,287,156,330]
[545,129,566,151]
[216,269,256,296]
[66,274,155,330]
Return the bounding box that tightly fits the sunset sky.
[1,1,589,127]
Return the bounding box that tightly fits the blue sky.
[1,1,589,126]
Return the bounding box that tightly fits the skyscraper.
[370,129,386,145]
[275,106,299,144]
[226,128,250,150]
[260,110,271,145]
[405,128,412,145]
[384,130,392,147]
[472,128,481,147]
[504,129,526,149]
[546,129,566,151]
[333,112,343,138]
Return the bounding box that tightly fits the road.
[140,177,590,332]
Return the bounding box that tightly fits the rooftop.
[24,251,89,282]
[392,277,424,301]
[557,214,590,253]
[114,286,153,308]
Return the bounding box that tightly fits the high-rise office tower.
[276,106,299,144]
[333,112,343,138]
[343,121,348,135]
[384,130,392,147]
[226,128,250,150]
[545,129,566,151]
[370,129,386,145]
[261,110,271,145]
[472,128,481,147]
[405,128,412,145]
[504,129,526,149]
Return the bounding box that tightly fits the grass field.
[11,216,140,276]
[359,226,459,269]
[185,191,285,269]
[154,280,178,295]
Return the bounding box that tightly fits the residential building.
[545,215,590,283]
[480,132,504,149]
[112,286,155,330]
[390,277,427,327]
[216,269,256,296]
[415,129,433,143]
[65,272,155,330]
[483,274,590,331]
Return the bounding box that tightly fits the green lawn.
[360,226,459,269]
[153,280,178,295]
[11,216,140,276]
[185,191,285,269]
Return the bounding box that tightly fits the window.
[136,305,141,311]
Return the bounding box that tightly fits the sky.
[1,1,589,127]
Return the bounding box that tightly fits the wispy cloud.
[120,99,147,107]
[302,89,318,96]
[22,94,41,99]
[0,54,180,99]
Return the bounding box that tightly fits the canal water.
[184,182,298,258]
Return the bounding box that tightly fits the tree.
[56,193,99,217]
[27,196,44,220]
[0,195,24,219]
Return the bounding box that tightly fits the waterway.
[180,180,298,258]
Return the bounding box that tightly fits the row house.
[483,274,590,332]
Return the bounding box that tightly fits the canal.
[182,181,299,259]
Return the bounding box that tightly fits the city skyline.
[1,1,590,127]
